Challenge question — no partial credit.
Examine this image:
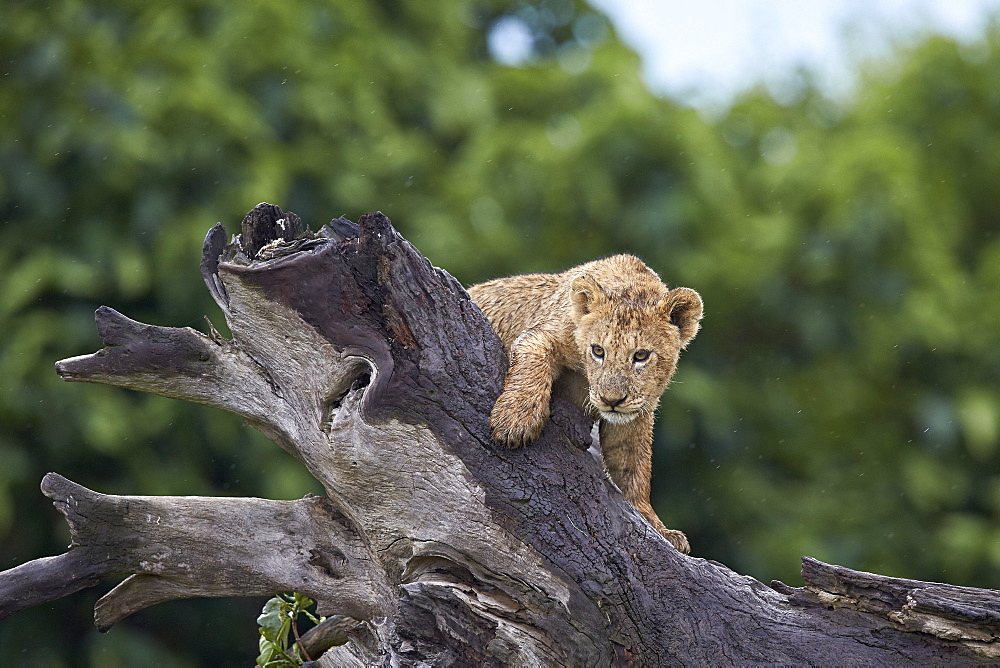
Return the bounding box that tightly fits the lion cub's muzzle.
[592,392,641,424]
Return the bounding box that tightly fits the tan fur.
[468,254,703,553]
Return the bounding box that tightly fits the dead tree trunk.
[2,203,999,665]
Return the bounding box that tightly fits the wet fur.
[468,254,702,553]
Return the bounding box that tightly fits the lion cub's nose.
[601,395,627,408]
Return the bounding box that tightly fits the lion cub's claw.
[661,528,690,554]
[489,390,548,448]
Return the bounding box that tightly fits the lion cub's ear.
[662,287,703,347]
[570,275,608,321]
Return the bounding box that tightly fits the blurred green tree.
[669,27,1000,587]
[1,0,998,663]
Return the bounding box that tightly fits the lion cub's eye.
[591,344,605,359]
[633,350,651,363]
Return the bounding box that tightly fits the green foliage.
[256,593,322,667]
[1,0,999,663]
[662,26,1000,587]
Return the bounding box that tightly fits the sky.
[588,0,1000,109]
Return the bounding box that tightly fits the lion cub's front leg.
[490,328,561,448]
[600,414,690,554]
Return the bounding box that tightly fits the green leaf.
[257,596,292,645]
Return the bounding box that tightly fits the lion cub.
[468,254,702,553]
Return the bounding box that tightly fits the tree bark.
[2,203,999,665]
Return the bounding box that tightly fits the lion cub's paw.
[489,390,549,448]
[661,528,690,554]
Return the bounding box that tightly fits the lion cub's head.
[570,274,702,424]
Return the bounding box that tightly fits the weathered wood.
[2,203,1000,664]
[778,557,1000,650]
[0,550,106,620]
